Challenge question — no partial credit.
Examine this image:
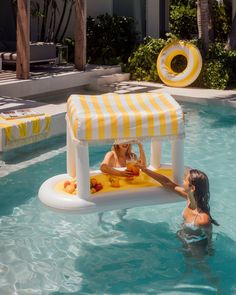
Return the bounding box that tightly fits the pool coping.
[112,81,236,109]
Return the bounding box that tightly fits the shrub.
[169,0,231,41]
[87,14,138,65]
[202,60,229,90]
[128,37,166,81]
[212,1,231,42]
[206,42,236,84]
[169,2,197,39]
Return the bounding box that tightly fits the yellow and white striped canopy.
[67,92,184,141]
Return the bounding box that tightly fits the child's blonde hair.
[112,144,135,159]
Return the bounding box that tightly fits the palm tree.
[197,0,210,52]
[226,11,236,50]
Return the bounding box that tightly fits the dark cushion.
[30,42,56,62]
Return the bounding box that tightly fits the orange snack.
[64,180,71,188]
[109,176,120,188]
[65,184,75,194]
[90,178,98,187]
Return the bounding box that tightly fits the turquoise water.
[0,102,236,294]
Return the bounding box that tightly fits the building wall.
[146,0,169,38]
[87,0,113,17]
[146,0,160,38]
[30,0,164,41]
[0,0,16,41]
[113,0,146,39]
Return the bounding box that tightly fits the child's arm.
[100,152,133,177]
[136,142,147,167]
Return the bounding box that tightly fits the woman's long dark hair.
[188,169,219,226]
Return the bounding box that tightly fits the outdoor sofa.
[0,41,56,64]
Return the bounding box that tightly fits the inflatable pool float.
[38,92,186,214]
[157,41,202,87]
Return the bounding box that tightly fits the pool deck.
[1,75,236,152]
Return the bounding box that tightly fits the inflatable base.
[38,166,184,214]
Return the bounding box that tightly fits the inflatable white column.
[75,140,90,200]
[66,117,76,178]
[150,138,162,169]
[171,138,184,186]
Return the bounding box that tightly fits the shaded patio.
[1,0,86,80]
[0,62,76,85]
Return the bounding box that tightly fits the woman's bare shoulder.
[196,212,211,226]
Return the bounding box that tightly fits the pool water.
[0,102,236,294]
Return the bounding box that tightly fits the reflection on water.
[0,198,235,294]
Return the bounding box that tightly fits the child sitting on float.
[100,139,147,177]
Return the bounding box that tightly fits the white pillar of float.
[150,138,162,169]
[171,138,184,186]
[75,140,90,200]
[66,118,76,178]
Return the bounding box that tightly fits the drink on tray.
[126,160,140,176]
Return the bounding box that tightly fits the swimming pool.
[0,102,236,294]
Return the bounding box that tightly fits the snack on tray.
[90,177,103,193]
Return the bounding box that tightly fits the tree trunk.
[16,0,30,79]
[74,0,86,70]
[197,0,209,52]
[208,0,214,41]
[225,13,236,50]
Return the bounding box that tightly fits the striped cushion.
[0,52,17,61]
[0,115,51,145]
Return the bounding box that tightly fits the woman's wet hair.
[188,169,219,226]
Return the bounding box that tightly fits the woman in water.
[100,139,146,177]
[137,166,219,251]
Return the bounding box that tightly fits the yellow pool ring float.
[157,41,202,87]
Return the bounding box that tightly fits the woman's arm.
[140,166,187,198]
[100,151,133,177]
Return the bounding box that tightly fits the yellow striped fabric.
[67,92,184,141]
[0,114,51,144]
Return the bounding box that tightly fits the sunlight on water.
[0,103,236,294]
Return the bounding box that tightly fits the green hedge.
[128,37,166,81]
[202,60,229,90]
[87,14,138,65]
